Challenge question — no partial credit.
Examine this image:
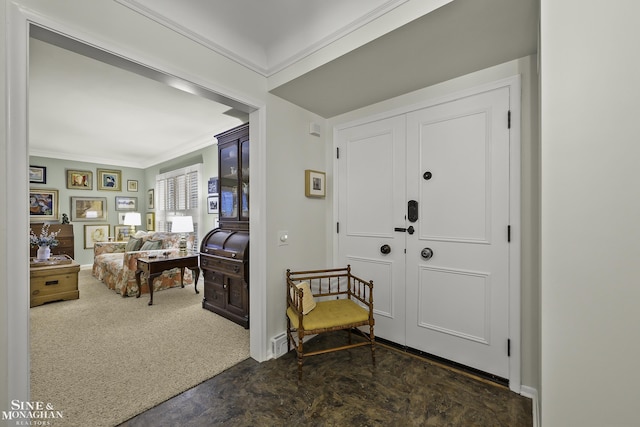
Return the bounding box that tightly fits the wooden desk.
[30,255,80,307]
[135,252,200,305]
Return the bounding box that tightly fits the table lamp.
[123,212,141,236]
[171,216,193,254]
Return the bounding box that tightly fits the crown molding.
[114,0,407,77]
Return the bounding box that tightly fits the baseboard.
[520,386,540,427]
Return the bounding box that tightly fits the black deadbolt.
[423,171,432,180]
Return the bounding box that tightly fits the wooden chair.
[286,265,375,379]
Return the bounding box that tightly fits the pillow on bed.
[125,237,143,252]
[140,239,162,250]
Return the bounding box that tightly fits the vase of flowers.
[30,224,61,260]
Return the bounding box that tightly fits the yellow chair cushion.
[287,299,369,331]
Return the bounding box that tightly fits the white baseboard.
[520,386,540,427]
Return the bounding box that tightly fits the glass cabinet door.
[240,140,249,220]
[220,143,238,220]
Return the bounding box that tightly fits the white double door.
[336,86,512,379]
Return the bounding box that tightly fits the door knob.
[380,244,391,255]
[407,226,415,235]
[421,248,434,260]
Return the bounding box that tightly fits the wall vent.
[271,332,288,358]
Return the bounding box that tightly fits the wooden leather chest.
[30,256,80,307]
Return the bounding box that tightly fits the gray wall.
[29,156,145,266]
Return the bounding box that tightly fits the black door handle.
[407,226,415,235]
[408,200,418,222]
[380,244,391,255]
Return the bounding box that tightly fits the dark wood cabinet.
[217,123,249,231]
[29,223,74,259]
[200,123,250,328]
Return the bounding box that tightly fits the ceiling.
[28,0,538,168]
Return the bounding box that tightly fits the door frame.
[333,76,521,392]
[5,2,269,405]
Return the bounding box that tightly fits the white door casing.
[334,78,520,389]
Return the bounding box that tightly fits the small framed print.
[146,213,155,231]
[115,196,137,211]
[207,195,219,214]
[304,169,326,198]
[29,188,58,222]
[113,225,130,241]
[84,224,109,249]
[147,189,154,209]
[71,197,107,221]
[127,180,138,192]
[208,177,219,195]
[97,168,122,191]
[29,166,47,184]
[66,169,93,190]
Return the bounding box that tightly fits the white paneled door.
[336,85,512,379]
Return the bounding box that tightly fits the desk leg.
[135,269,143,299]
[191,267,200,294]
[147,274,154,306]
[180,267,186,288]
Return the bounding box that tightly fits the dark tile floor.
[119,332,532,426]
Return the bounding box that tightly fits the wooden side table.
[135,252,200,305]
[30,255,80,307]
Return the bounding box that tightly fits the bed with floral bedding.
[92,231,196,297]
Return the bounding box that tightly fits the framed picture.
[29,189,58,222]
[127,180,138,192]
[207,196,218,213]
[29,166,47,184]
[97,168,122,191]
[304,169,326,198]
[147,189,154,209]
[207,195,219,214]
[146,212,155,231]
[115,196,137,211]
[208,177,219,195]
[66,169,93,190]
[113,225,130,242]
[84,224,109,249]
[70,196,107,221]
[118,212,127,224]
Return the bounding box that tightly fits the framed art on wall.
[66,169,93,190]
[147,189,154,209]
[97,168,122,191]
[146,213,155,231]
[84,224,109,248]
[127,180,138,192]
[113,225,130,242]
[207,195,219,214]
[115,196,137,211]
[304,169,326,198]
[70,197,107,221]
[29,166,47,184]
[29,188,58,222]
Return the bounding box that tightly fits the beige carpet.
[30,269,250,427]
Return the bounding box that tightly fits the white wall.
[0,1,9,421]
[264,93,329,347]
[327,56,540,391]
[541,1,640,425]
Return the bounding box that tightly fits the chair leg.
[297,330,304,380]
[370,325,376,367]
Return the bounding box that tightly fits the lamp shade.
[171,216,194,233]
[123,212,142,226]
